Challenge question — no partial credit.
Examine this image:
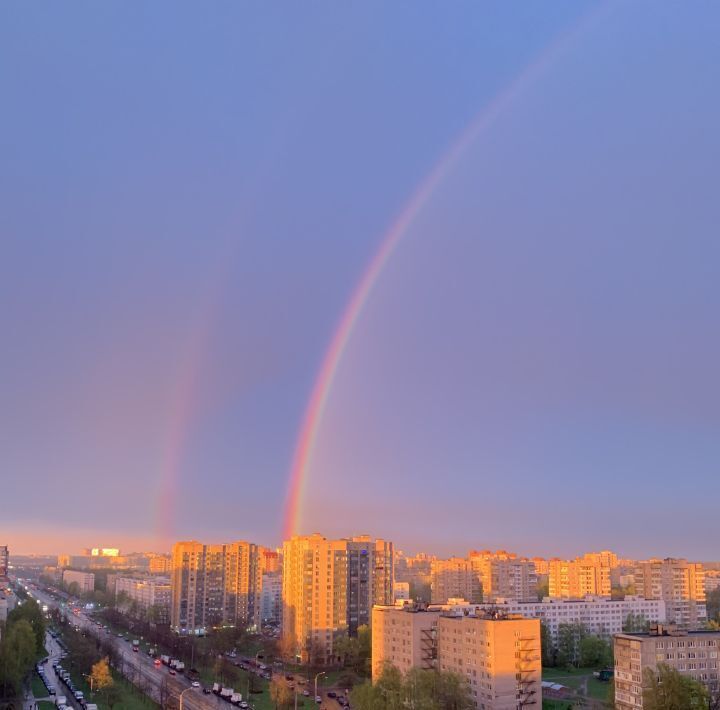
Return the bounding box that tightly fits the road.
[28,585,230,710]
[25,583,350,710]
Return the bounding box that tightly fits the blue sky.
[2,2,719,558]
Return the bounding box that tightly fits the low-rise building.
[470,596,666,642]
[614,624,720,709]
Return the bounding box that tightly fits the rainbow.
[281,5,607,540]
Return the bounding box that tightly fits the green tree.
[578,635,612,668]
[556,622,586,669]
[707,588,720,623]
[643,663,708,709]
[7,598,46,654]
[623,612,650,633]
[356,624,372,675]
[0,619,36,696]
[540,621,555,667]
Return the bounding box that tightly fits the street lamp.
[314,671,325,701]
[179,686,195,710]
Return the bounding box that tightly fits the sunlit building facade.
[431,557,481,604]
[614,625,720,709]
[281,534,394,665]
[170,540,262,634]
[548,551,617,598]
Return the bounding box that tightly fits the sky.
[2,2,720,559]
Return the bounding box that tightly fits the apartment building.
[0,545,8,581]
[62,569,95,594]
[438,612,541,710]
[372,604,440,680]
[149,554,172,574]
[634,558,706,628]
[431,557,481,604]
[470,596,666,642]
[706,571,720,594]
[116,576,171,624]
[260,572,282,625]
[170,540,262,634]
[548,551,617,598]
[469,550,538,603]
[372,604,541,710]
[282,534,394,665]
[394,582,410,601]
[614,625,720,709]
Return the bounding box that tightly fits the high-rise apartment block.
[614,625,720,709]
[282,534,394,665]
[634,558,706,628]
[548,551,617,598]
[260,572,282,625]
[170,540,262,634]
[431,557,481,603]
[0,546,8,581]
[469,550,538,603]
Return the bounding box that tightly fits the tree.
[579,635,612,668]
[556,623,586,669]
[0,619,36,696]
[643,663,708,709]
[90,657,114,692]
[707,589,720,623]
[356,624,372,675]
[269,678,293,709]
[624,612,650,633]
[540,621,555,667]
[7,597,46,654]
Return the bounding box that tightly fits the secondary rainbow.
[281,6,606,540]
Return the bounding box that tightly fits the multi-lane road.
[24,583,349,710]
[28,585,229,710]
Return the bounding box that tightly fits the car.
[328,691,337,698]
[303,690,310,697]
[203,689,212,695]
[191,681,200,688]
[315,696,322,704]
[169,669,176,675]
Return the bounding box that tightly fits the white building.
[441,596,666,642]
[393,581,410,601]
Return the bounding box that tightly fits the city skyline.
[4,1,720,558]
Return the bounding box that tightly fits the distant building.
[282,534,394,666]
[614,624,720,709]
[170,540,262,634]
[469,550,538,603]
[469,595,666,642]
[634,558,707,628]
[431,557,481,604]
[549,551,618,598]
[116,576,171,624]
[705,571,720,594]
[148,554,172,575]
[0,545,8,581]
[62,569,95,594]
[260,572,282,625]
[0,589,17,625]
[393,581,410,601]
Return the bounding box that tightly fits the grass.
[542,701,575,710]
[37,702,56,710]
[31,672,49,699]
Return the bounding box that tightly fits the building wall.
[431,558,481,604]
[62,569,95,594]
[260,572,282,625]
[170,540,262,634]
[548,551,617,598]
[116,576,171,624]
[614,627,720,709]
[282,534,395,666]
[371,605,439,681]
[438,614,542,710]
[634,559,706,628]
